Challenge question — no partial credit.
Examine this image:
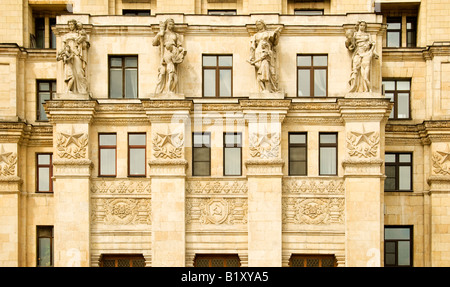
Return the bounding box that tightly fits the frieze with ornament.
[186,197,247,225]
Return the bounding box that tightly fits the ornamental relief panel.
[283,197,345,225]
[56,126,88,159]
[283,178,344,195]
[152,127,184,159]
[91,179,151,194]
[186,180,248,195]
[91,198,151,226]
[186,198,247,225]
[249,130,281,159]
[0,145,17,177]
[346,127,380,159]
[432,145,450,176]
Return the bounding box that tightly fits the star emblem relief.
[60,126,84,147]
[350,126,375,146]
[436,145,450,164]
[0,145,13,164]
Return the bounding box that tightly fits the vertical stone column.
[0,142,21,266]
[46,100,96,267]
[339,98,390,266]
[144,100,191,267]
[242,99,289,267]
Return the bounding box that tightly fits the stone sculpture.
[57,19,90,94]
[345,20,379,93]
[248,20,282,93]
[152,18,187,94]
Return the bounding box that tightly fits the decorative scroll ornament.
[249,129,280,159]
[186,180,248,194]
[91,180,151,194]
[56,126,88,159]
[432,145,450,175]
[283,179,344,194]
[152,127,184,159]
[0,145,17,177]
[346,127,379,158]
[283,198,344,225]
[91,198,151,225]
[186,198,248,225]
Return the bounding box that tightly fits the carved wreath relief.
[249,130,281,159]
[91,198,151,225]
[0,145,17,177]
[152,127,184,159]
[432,145,450,175]
[56,126,88,159]
[346,127,379,158]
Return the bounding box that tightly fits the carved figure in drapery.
[345,20,379,93]
[248,20,282,93]
[57,19,90,94]
[152,18,187,93]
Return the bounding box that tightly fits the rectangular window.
[406,17,417,47]
[294,9,324,15]
[383,79,411,119]
[385,153,412,192]
[319,133,337,176]
[99,133,117,177]
[297,55,327,97]
[384,226,413,267]
[223,133,242,176]
[194,254,240,267]
[109,56,138,99]
[128,133,146,177]
[386,17,402,48]
[37,80,56,121]
[37,226,53,267]
[203,55,233,97]
[207,10,237,15]
[289,133,307,176]
[35,17,45,49]
[37,153,53,193]
[101,254,146,267]
[192,132,211,176]
[49,18,56,49]
[122,9,151,16]
[289,254,337,267]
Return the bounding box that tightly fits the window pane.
[290,147,306,161]
[385,228,411,240]
[109,69,123,98]
[50,18,56,49]
[110,57,123,67]
[298,69,310,97]
[387,22,401,30]
[130,148,145,175]
[297,56,311,66]
[193,147,210,161]
[218,56,232,67]
[39,93,51,120]
[38,154,51,165]
[38,167,50,191]
[385,241,396,253]
[203,56,217,66]
[313,55,327,66]
[385,253,396,265]
[193,161,210,176]
[100,134,116,146]
[399,166,411,190]
[398,241,411,266]
[125,57,137,68]
[290,161,306,175]
[203,134,210,146]
[385,154,396,163]
[320,134,336,144]
[203,69,216,97]
[196,259,209,267]
[397,81,410,90]
[294,10,323,15]
[397,93,409,118]
[38,238,51,267]
[225,133,241,146]
[129,134,146,146]
[387,32,400,47]
[290,134,306,144]
[100,149,116,176]
[193,134,204,146]
[399,154,411,163]
[320,147,336,175]
[219,69,232,97]
[314,69,327,97]
[39,82,50,91]
[125,69,137,98]
[224,148,241,175]
[383,81,395,91]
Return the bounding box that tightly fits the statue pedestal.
[54,92,91,100]
[249,91,285,99]
[148,92,185,100]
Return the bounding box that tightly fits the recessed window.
[385,153,412,192]
[319,133,337,176]
[294,9,324,15]
[383,79,411,119]
[37,80,56,121]
[406,17,417,47]
[207,10,237,15]
[386,17,402,48]
[109,56,138,99]
[203,55,233,97]
[224,133,242,176]
[32,17,57,49]
[128,133,146,177]
[194,254,240,267]
[192,132,211,176]
[289,254,337,267]
[37,226,53,267]
[36,153,53,193]
[122,9,151,16]
[100,254,146,267]
[384,226,413,267]
[297,55,328,97]
[99,134,117,177]
[289,133,307,176]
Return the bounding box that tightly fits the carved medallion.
[186,197,248,225]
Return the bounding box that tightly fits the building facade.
[0,0,449,267]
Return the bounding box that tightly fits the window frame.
[384,152,413,192]
[289,254,337,267]
[108,55,139,99]
[36,225,53,267]
[36,80,56,121]
[192,132,211,176]
[98,133,117,177]
[384,225,413,267]
[386,17,402,48]
[223,132,242,176]
[36,153,53,193]
[202,54,233,98]
[296,54,328,97]
[127,132,147,177]
[288,132,308,176]
[194,254,241,267]
[319,132,338,176]
[100,254,146,267]
[383,79,411,120]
